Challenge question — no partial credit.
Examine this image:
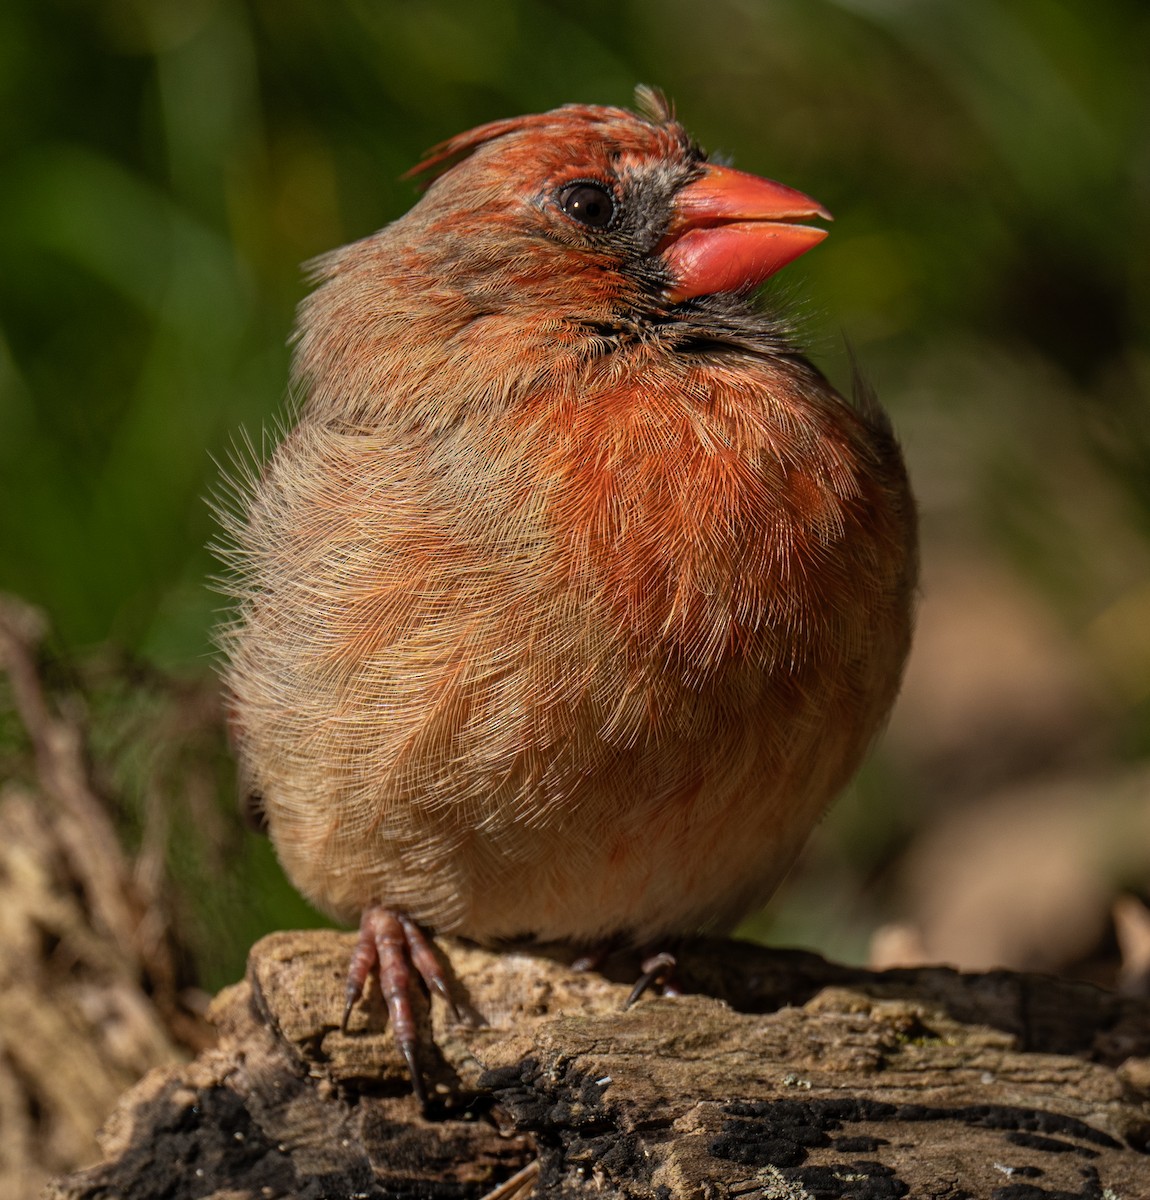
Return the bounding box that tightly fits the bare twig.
[477,1160,539,1200]
[0,596,183,1013]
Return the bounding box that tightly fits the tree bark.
[48,928,1150,1199]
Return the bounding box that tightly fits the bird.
[219,87,918,1103]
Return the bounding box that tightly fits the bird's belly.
[259,642,874,948]
[459,763,825,947]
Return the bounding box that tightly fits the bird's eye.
[558,182,617,229]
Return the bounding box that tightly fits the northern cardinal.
[221,88,917,1102]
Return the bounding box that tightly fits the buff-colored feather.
[219,97,917,950]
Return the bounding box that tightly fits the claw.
[625,951,679,1009]
[397,1035,429,1110]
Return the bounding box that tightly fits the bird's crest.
[406,86,679,189]
[633,84,675,125]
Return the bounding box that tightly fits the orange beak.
[661,163,832,302]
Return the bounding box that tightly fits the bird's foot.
[570,949,606,972]
[625,950,682,1008]
[570,940,619,973]
[571,943,683,1006]
[341,906,457,1108]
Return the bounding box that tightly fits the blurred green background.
[2,0,1148,991]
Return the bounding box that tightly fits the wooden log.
[47,929,1150,1198]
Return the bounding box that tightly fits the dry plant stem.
[0,597,193,1039]
[477,1160,540,1200]
[0,602,140,966]
[0,595,204,1197]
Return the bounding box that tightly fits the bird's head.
[296,91,832,415]
[363,88,829,325]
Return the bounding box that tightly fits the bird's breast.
[523,361,880,683]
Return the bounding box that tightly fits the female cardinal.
[221,88,917,1100]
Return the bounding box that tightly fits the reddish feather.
[220,94,916,967]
